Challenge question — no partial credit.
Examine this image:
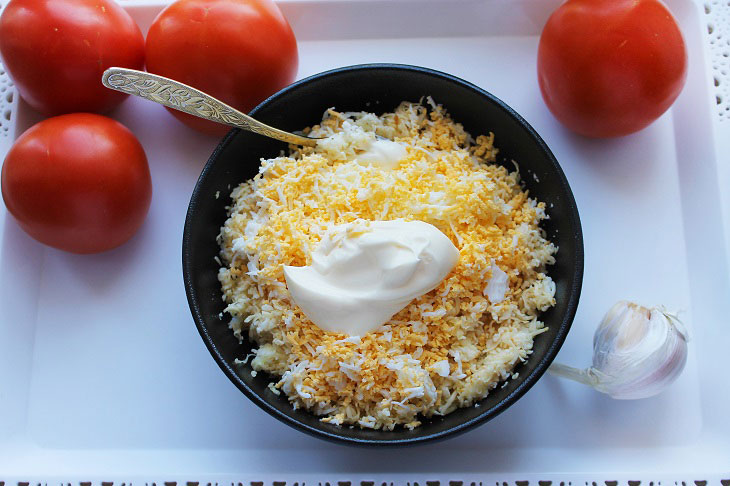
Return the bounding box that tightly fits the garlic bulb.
[549,301,689,399]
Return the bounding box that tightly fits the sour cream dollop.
[283,220,459,336]
[354,139,407,169]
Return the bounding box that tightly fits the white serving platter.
[0,0,728,483]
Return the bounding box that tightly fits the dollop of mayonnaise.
[354,139,407,169]
[283,220,459,336]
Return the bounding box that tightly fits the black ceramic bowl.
[183,64,583,446]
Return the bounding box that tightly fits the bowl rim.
[182,62,584,447]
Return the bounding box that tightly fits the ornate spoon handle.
[101,67,317,147]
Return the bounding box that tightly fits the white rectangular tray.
[1,0,728,482]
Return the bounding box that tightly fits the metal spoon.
[101,67,318,147]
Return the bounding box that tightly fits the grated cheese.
[217,101,557,430]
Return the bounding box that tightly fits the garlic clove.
[549,301,689,400]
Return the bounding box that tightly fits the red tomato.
[1,114,152,254]
[0,0,145,115]
[537,0,688,138]
[145,0,298,136]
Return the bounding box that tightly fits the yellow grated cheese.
[217,100,557,430]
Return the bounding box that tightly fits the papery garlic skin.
[549,301,689,399]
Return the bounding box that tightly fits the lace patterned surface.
[0,64,15,142]
[0,478,728,485]
[704,0,730,122]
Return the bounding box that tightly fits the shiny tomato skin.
[537,0,688,138]
[0,0,145,115]
[1,114,152,254]
[145,0,298,136]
